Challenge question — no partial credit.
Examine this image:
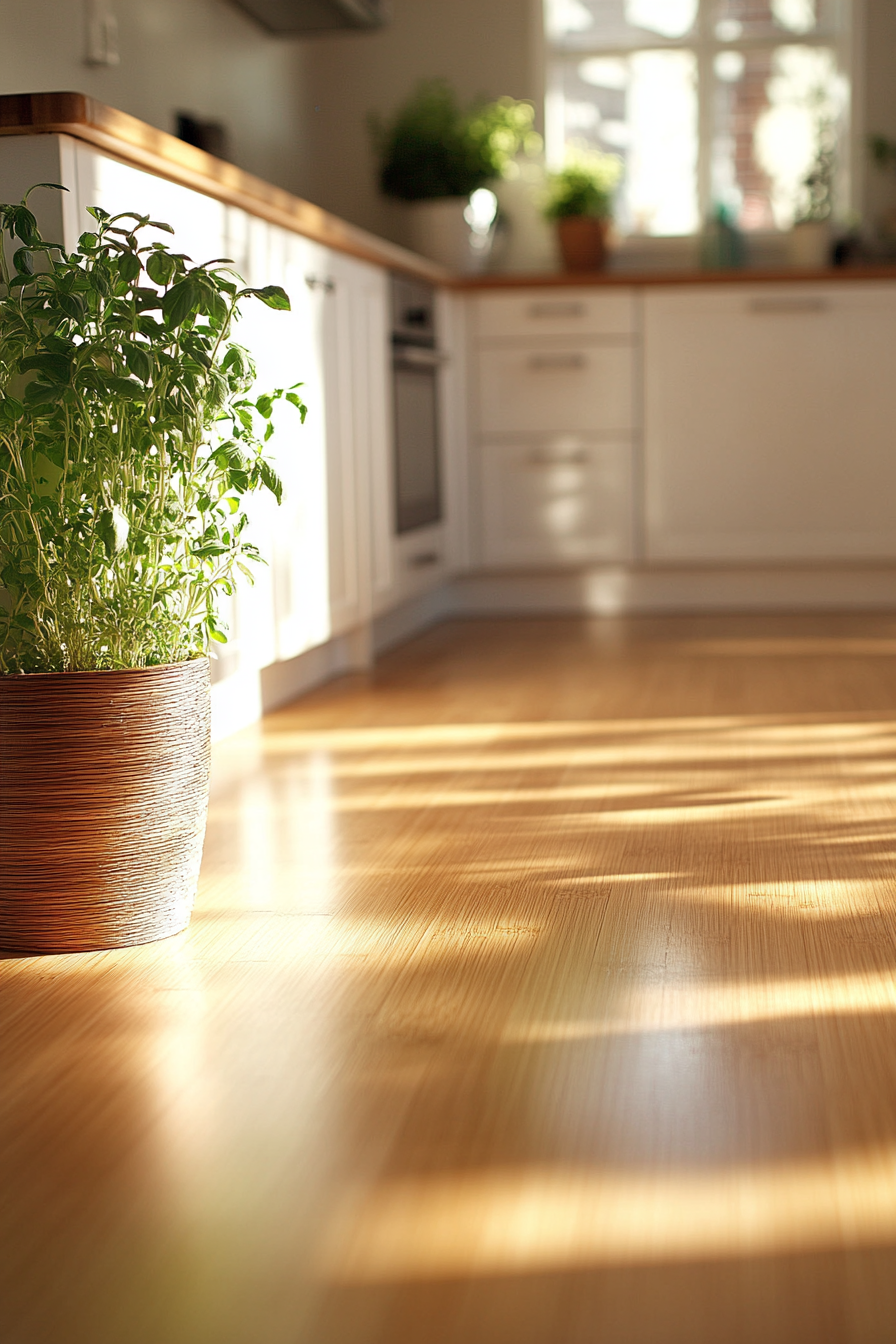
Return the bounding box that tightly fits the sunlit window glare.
[625,0,697,38]
[546,0,850,235]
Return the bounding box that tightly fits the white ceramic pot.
[788,220,832,269]
[405,198,474,271]
[492,168,559,274]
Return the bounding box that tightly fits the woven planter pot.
[0,658,211,954]
[556,216,609,272]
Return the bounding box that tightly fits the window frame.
[542,0,860,240]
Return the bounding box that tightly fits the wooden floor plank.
[5,613,896,1342]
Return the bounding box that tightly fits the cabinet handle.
[408,550,440,568]
[527,353,587,370]
[527,301,586,319]
[394,346,447,368]
[748,296,829,314]
[526,450,590,466]
[305,274,335,293]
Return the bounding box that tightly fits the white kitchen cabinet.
[0,135,408,685]
[644,284,896,561]
[73,153,335,669]
[480,437,633,566]
[72,147,289,675]
[474,289,635,340]
[365,276,399,617]
[320,250,368,639]
[242,239,392,650]
[240,225,333,664]
[477,342,635,437]
[472,288,638,568]
[71,144,396,661]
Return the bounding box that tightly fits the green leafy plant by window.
[869,133,896,171]
[0,186,305,675]
[542,150,622,221]
[795,128,836,224]
[371,81,542,202]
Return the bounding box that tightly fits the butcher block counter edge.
[0,91,448,283]
[3,93,896,291]
[454,265,896,289]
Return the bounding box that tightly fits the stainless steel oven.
[391,274,442,534]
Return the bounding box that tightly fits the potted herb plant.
[0,187,304,953]
[371,80,540,269]
[789,125,836,268]
[543,150,622,272]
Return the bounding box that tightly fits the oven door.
[393,346,442,534]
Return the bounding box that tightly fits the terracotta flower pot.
[0,658,211,953]
[556,215,609,272]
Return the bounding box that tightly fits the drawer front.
[481,438,633,567]
[475,290,635,340]
[477,344,635,435]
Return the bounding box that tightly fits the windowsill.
[604,230,792,274]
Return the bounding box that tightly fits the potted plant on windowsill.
[789,113,836,269]
[0,187,304,953]
[543,149,622,272]
[371,80,541,270]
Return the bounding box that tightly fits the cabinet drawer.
[475,290,635,340]
[477,343,635,435]
[481,438,633,567]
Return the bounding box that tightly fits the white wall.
[0,0,538,248]
[0,0,893,246]
[290,0,539,246]
[0,0,308,197]
[862,0,896,236]
[289,0,896,248]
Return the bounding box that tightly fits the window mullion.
[696,1,713,231]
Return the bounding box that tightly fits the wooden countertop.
[0,91,448,284]
[455,264,896,288]
[3,93,896,291]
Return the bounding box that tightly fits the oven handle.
[393,345,449,368]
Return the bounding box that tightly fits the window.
[545,0,852,236]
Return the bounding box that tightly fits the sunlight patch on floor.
[506,969,896,1043]
[317,1146,896,1282]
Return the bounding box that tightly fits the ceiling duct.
[230,0,387,33]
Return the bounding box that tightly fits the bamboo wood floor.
[5,613,896,1343]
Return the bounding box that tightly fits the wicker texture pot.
[0,658,210,953]
[556,216,609,272]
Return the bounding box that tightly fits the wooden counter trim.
[0,91,448,283]
[4,94,896,292]
[454,264,896,289]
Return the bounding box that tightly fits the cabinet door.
[240,227,332,663]
[75,146,335,668]
[644,284,896,561]
[73,146,288,673]
[481,437,633,567]
[477,342,635,436]
[0,135,81,249]
[321,251,374,637]
[475,290,635,341]
[363,275,399,616]
[74,144,228,263]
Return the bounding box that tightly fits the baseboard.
[211,586,457,740]
[211,625,372,742]
[372,584,457,655]
[450,565,896,616]
[211,565,896,741]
